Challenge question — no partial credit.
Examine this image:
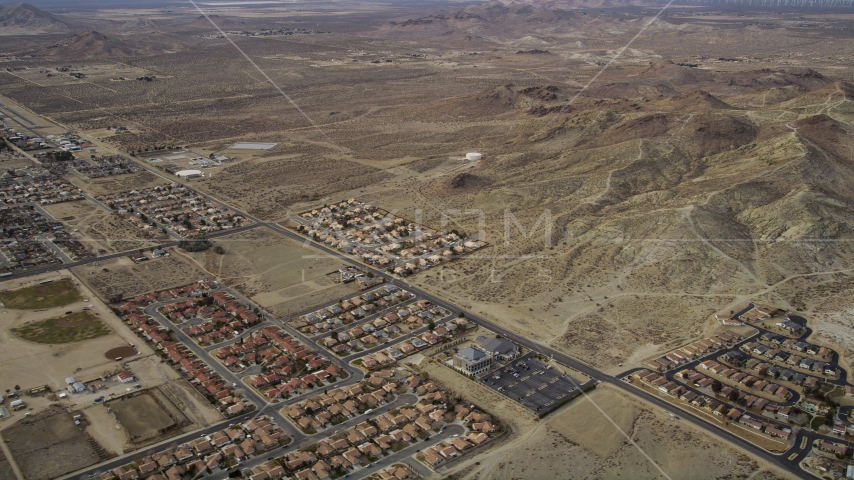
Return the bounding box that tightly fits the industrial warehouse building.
[175,169,202,179]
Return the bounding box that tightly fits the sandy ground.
[82,357,223,455]
[0,270,152,405]
[0,269,222,459]
[71,252,210,303]
[443,384,797,480]
[2,405,103,480]
[84,402,129,455]
[0,430,23,480]
[41,200,159,254]
[65,170,166,197]
[408,356,541,441]
[406,355,794,480]
[109,392,175,440]
[177,227,359,316]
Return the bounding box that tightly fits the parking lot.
[479,353,590,413]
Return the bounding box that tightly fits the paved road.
[0,223,260,282]
[63,408,279,480]
[203,394,425,480]
[251,223,834,477]
[340,314,454,362]
[22,155,836,479]
[51,219,824,480]
[347,424,466,480]
[142,300,295,434]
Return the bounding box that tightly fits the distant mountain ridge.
[22,30,146,58]
[0,2,76,34]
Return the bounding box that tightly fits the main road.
[258,221,822,478]
[20,153,826,479]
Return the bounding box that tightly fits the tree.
[213,245,225,254]
[728,390,739,402]
[457,312,465,318]
[427,319,435,332]
[711,380,722,393]
[13,385,19,391]
[331,331,339,340]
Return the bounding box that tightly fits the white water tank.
[466,152,482,161]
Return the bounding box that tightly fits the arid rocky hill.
[0,2,76,34]
[21,31,144,58]
[391,65,854,368]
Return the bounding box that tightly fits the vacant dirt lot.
[445,384,796,480]
[180,227,358,316]
[0,270,157,416]
[0,304,124,393]
[81,356,223,454]
[42,200,160,254]
[72,252,209,302]
[108,391,175,442]
[197,155,394,220]
[67,170,165,197]
[0,442,17,480]
[407,356,539,440]
[2,405,106,480]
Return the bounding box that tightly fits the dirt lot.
[71,252,210,302]
[0,270,158,417]
[406,356,539,439]
[410,357,793,480]
[41,200,160,254]
[66,170,165,197]
[1,404,107,480]
[107,390,176,442]
[0,298,125,395]
[81,356,223,454]
[179,227,359,316]
[443,384,796,480]
[0,440,18,480]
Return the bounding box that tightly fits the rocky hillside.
[0,2,76,34]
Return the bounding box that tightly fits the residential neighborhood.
[292,199,486,277]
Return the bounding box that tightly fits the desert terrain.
[71,251,210,302]
[2,0,854,478]
[447,383,792,480]
[3,0,851,372]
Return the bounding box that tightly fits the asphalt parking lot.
[479,353,588,412]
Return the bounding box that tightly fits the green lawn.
[823,384,844,399]
[12,312,110,344]
[0,280,81,309]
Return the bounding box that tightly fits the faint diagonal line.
[565,377,674,480]
[187,0,328,139]
[558,0,677,111]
